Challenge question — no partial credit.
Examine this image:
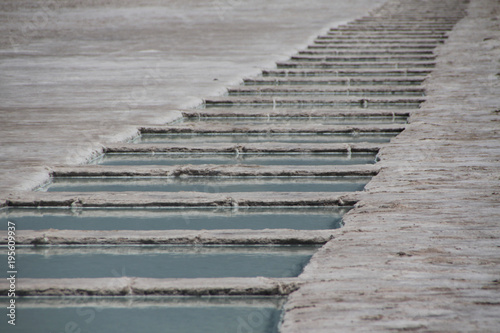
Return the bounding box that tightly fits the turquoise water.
[1,206,350,230]
[134,132,396,144]
[178,116,407,125]
[94,152,376,166]
[6,245,319,279]
[0,297,284,333]
[42,176,370,193]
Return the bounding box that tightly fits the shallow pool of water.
[179,116,407,126]
[42,176,370,193]
[0,297,284,333]
[6,245,319,279]
[133,132,397,144]
[1,206,351,230]
[93,152,376,166]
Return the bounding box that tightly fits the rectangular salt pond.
[133,132,397,144]
[0,297,284,333]
[41,176,370,193]
[93,152,377,166]
[176,116,408,125]
[2,245,318,278]
[1,206,351,230]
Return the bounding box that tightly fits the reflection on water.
[6,245,319,279]
[0,296,284,333]
[1,206,351,231]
